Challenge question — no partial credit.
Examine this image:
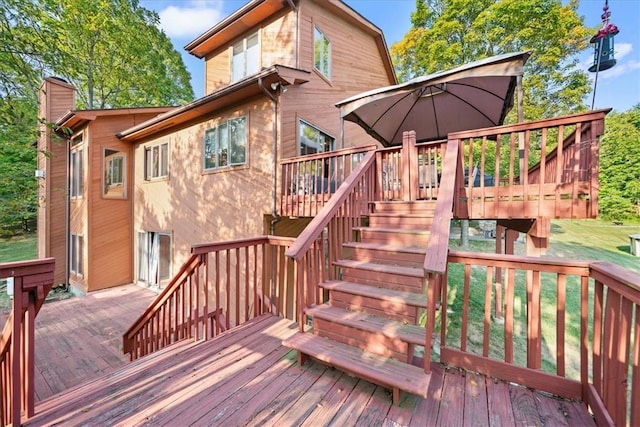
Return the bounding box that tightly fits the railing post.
[402,130,417,201]
[11,276,23,427]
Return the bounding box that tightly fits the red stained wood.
[509,385,544,426]
[463,371,489,426]
[487,377,516,426]
[437,366,465,425]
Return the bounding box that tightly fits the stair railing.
[123,236,297,361]
[285,150,376,332]
[0,258,55,427]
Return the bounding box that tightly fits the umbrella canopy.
[336,51,531,146]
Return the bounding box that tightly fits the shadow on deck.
[25,313,594,426]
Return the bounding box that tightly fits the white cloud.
[158,2,225,39]
[600,59,640,79]
[615,42,632,61]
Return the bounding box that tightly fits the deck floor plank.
[463,370,489,426]
[6,291,597,427]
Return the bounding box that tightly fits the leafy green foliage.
[391,0,593,122]
[599,105,640,219]
[0,0,195,236]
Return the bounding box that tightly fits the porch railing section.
[285,150,376,331]
[437,251,639,426]
[122,236,298,361]
[0,258,55,427]
[280,145,376,217]
[449,109,609,220]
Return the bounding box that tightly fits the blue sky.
[140,0,640,113]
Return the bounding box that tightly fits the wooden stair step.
[282,332,430,400]
[306,304,426,346]
[353,226,431,236]
[320,280,427,308]
[372,201,436,214]
[333,259,423,278]
[342,241,427,255]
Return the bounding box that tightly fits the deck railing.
[437,252,639,426]
[285,150,376,331]
[123,236,298,361]
[280,145,376,217]
[450,109,609,220]
[0,258,55,427]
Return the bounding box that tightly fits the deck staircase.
[283,200,435,403]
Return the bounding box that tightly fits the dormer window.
[314,26,331,80]
[232,31,260,82]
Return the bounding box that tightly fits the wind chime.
[589,0,619,108]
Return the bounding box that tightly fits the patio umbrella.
[336,51,531,146]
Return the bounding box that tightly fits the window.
[231,31,259,82]
[144,142,168,180]
[204,117,247,170]
[137,231,171,288]
[104,148,126,198]
[314,26,331,79]
[70,233,83,276]
[299,120,334,155]
[70,148,83,198]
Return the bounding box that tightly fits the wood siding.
[37,78,75,286]
[279,0,393,160]
[204,9,295,95]
[133,98,275,281]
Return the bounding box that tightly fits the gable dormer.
[185,0,296,94]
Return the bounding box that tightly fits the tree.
[598,105,640,220]
[0,0,195,236]
[391,0,593,122]
[4,0,194,109]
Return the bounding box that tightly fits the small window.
[299,120,334,156]
[70,147,83,198]
[144,142,168,180]
[314,26,331,79]
[204,117,247,171]
[232,31,260,82]
[104,148,126,198]
[70,233,83,276]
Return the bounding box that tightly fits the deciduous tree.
[391,0,593,121]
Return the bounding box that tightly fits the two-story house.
[37,0,395,294]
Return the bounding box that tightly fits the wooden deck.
[24,314,595,426]
[0,284,157,401]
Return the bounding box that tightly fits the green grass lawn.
[0,234,37,263]
[440,218,640,380]
[0,234,38,310]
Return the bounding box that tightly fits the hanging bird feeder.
[588,0,619,72]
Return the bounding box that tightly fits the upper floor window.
[314,26,331,80]
[144,142,168,180]
[104,148,126,198]
[299,120,334,156]
[232,31,259,82]
[204,117,247,171]
[70,135,83,198]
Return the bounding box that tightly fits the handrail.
[286,150,376,260]
[279,145,376,165]
[437,250,639,426]
[448,109,611,139]
[123,236,297,360]
[122,253,204,356]
[0,258,55,427]
[423,138,460,274]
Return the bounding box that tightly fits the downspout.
[65,137,70,290]
[258,77,281,235]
